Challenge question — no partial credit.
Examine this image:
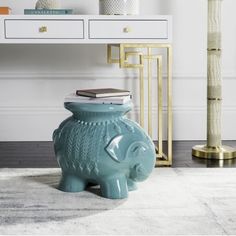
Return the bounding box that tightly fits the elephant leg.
[100,175,128,199]
[58,173,87,192]
[127,178,138,191]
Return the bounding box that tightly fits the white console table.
[0,15,172,166]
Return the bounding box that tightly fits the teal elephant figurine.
[53,102,156,199]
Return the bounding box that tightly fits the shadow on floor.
[0,172,127,226]
[24,172,113,197]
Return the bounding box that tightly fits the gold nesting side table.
[108,44,172,166]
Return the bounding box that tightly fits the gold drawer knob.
[123,27,132,33]
[39,26,47,33]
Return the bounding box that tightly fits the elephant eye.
[125,141,150,160]
[132,146,147,155]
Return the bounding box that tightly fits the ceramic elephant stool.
[53,102,156,199]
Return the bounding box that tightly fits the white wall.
[0,0,236,141]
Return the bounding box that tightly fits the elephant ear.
[105,135,149,163]
[105,135,131,163]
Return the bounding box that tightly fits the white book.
[64,93,131,105]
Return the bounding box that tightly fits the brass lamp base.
[192,145,236,160]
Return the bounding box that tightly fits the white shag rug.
[0,168,236,235]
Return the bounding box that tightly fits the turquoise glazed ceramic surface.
[53,102,155,199]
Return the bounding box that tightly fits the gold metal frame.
[192,145,236,160]
[107,44,173,166]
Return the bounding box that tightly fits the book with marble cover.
[65,93,131,105]
[76,88,130,98]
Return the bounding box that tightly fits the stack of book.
[0,7,11,15]
[65,88,131,105]
[24,9,73,15]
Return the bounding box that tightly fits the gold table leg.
[147,47,153,136]
[157,55,163,158]
[107,44,173,166]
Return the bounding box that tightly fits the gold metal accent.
[123,27,132,33]
[139,55,145,128]
[39,26,47,33]
[207,97,222,101]
[107,44,120,64]
[207,48,221,51]
[107,43,173,166]
[167,45,173,166]
[147,48,152,136]
[192,145,236,160]
[157,55,163,157]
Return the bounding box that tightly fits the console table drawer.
[5,20,84,39]
[89,20,168,39]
